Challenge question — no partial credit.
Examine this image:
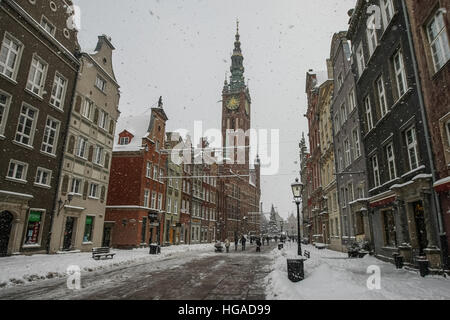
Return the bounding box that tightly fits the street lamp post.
[291,178,304,256]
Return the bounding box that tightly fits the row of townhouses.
[301,0,449,272]
[0,0,261,257]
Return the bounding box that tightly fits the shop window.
[83,216,94,242]
[382,210,397,247]
[24,210,43,245]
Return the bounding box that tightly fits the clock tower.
[222,20,251,170]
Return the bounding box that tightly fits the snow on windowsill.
[401,165,425,178]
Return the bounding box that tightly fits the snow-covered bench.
[315,243,327,250]
[92,247,115,260]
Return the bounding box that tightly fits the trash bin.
[278,244,284,250]
[287,258,305,282]
[417,259,429,277]
[149,244,160,255]
[393,253,404,269]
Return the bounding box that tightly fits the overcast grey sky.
[75,0,357,219]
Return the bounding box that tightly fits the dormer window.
[119,137,129,145]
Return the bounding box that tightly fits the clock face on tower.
[226,96,240,111]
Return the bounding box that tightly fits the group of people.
[221,235,274,253]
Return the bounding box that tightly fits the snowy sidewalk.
[0,244,213,289]
[266,243,450,300]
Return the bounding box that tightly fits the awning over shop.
[434,176,450,193]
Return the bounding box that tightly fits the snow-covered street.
[266,243,450,300]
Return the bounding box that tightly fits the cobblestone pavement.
[0,243,278,300]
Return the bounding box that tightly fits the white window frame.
[158,193,162,210]
[94,145,104,166]
[167,197,172,213]
[0,32,23,80]
[119,136,129,145]
[367,15,378,56]
[372,155,381,188]
[76,136,88,159]
[89,183,99,199]
[98,109,108,130]
[26,55,48,97]
[427,9,450,73]
[40,16,56,36]
[144,189,150,208]
[381,0,394,30]
[356,44,365,77]
[365,96,374,132]
[146,162,152,178]
[386,143,397,180]
[393,50,408,98]
[7,159,28,182]
[0,90,11,136]
[151,192,157,209]
[15,103,38,147]
[344,138,351,167]
[95,75,106,92]
[41,116,60,155]
[50,73,67,110]
[81,99,93,120]
[406,126,419,170]
[376,75,388,117]
[340,103,347,126]
[446,120,450,147]
[352,128,361,159]
[71,177,82,195]
[348,88,356,113]
[34,167,52,187]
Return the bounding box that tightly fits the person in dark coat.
[234,236,239,251]
[241,235,247,251]
[256,238,262,252]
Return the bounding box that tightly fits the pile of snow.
[0,244,212,289]
[265,243,450,300]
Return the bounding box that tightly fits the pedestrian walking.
[256,238,262,252]
[234,236,239,251]
[241,235,247,251]
[224,238,230,253]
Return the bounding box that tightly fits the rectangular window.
[76,137,88,158]
[0,91,11,135]
[41,117,60,155]
[35,167,51,187]
[158,194,162,210]
[348,183,354,202]
[371,155,381,187]
[446,120,450,147]
[334,114,340,132]
[167,197,172,213]
[26,56,47,96]
[344,138,351,167]
[24,210,43,245]
[16,104,38,146]
[159,169,164,182]
[119,136,129,145]
[356,44,365,77]
[352,128,361,159]
[348,88,356,112]
[94,146,104,166]
[98,110,107,129]
[146,162,152,178]
[386,143,397,180]
[337,73,343,90]
[393,50,408,98]
[338,149,343,172]
[95,76,107,92]
[383,210,397,247]
[340,103,347,126]
[0,34,22,80]
[427,9,450,72]
[367,16,378,56]
[83,216,94,242]
[50,73,67,109]
[89,183,99,198]
[365,96,374,132]
[153,165,159,180]
[71,178,82,195]
[82,99,93,120]
[151,192,157,209]
[376,76,388,117]
[405,127,419,170]
[7,159,28,181]
[41,16,56,36]
[381,0,394,30]
[144,189,150,208]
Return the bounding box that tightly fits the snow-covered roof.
[113,109,152,152]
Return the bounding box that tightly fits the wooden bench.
[304,250,310,259]
[92,247,115,260]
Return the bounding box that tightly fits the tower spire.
[230,19,245,91]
